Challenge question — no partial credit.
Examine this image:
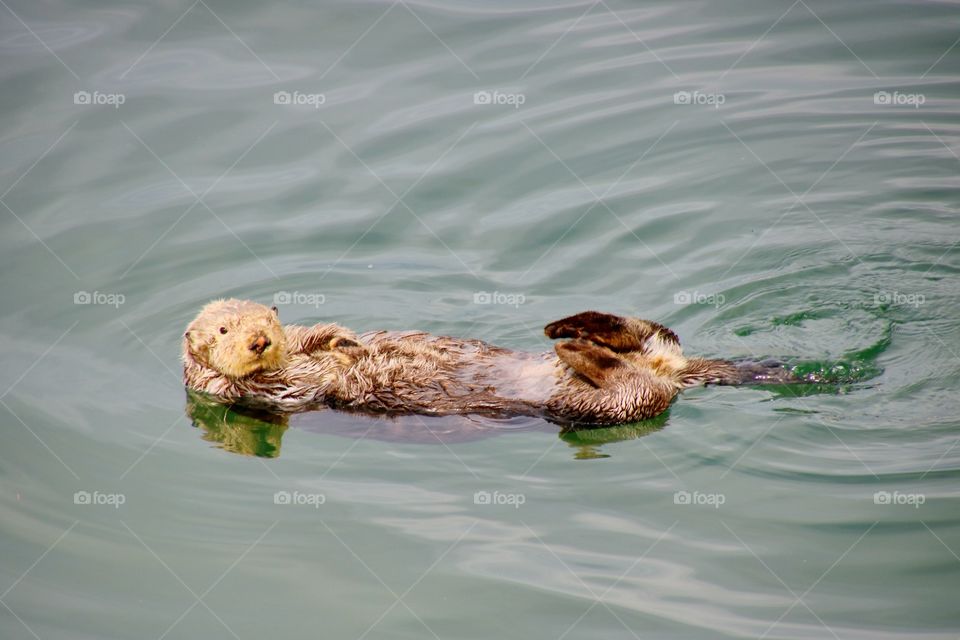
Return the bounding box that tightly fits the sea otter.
[182,299,800,425]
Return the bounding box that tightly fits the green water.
[2,0,959,638]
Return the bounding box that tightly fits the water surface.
[2,1,959,638]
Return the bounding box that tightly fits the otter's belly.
[453,350,558,404]
[359,331,560,412]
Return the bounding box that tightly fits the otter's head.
[183,299,287,379]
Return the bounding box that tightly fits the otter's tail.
[680,356,881,387]
[728,359,801,384]
[678,358,798,386]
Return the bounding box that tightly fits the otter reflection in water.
[186,389,289,458]
[185,389,669,460]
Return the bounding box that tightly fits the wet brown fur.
[182,301,745,425]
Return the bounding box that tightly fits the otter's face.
[184,299,287,379]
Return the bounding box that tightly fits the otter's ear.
[183,325,213,361]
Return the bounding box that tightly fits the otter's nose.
[250,335,271,355]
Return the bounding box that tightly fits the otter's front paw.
[328,336,368,363]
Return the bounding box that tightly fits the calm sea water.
[2,1,959,638]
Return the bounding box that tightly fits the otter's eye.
[219,327,228,335]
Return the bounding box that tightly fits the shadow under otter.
[186,361,873,461]
[185,388,672,460]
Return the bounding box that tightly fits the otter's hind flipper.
[555,339,628,387]
[545,311,679,352]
